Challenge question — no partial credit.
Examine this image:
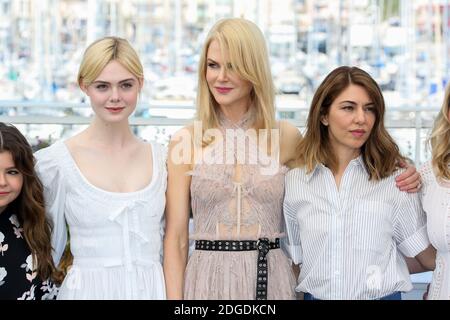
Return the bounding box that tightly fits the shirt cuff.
[398,225,430,257]
[281,241,303,265]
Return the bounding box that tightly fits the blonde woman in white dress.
[35,37,167,299]
[420,83,450,300]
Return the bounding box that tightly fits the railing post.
[414,108,422,165]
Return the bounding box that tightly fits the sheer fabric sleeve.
[35,144,67,266]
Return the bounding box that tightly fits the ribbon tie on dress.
[107,199,155,299]
[233,182,243,238]
[108,199,152,271]
[228,182,257,240]
[231,181,266,241]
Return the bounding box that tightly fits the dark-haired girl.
[0,123,57,300]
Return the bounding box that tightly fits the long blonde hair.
[77,36,143,88]
[196,18,276,145]
[294,66,405,180]
[429,83,450,179]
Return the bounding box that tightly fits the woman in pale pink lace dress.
[164,18,301,300]
[163,18,421,300]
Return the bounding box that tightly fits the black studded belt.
[195,238,280,300]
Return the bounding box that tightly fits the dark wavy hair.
[0,123,55,280]
[294,66,405,180]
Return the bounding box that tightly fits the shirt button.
[334,270,340,276]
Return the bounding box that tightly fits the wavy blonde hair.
[429,83,450,179]
[196,18,276,145]
[77,36,143,87]
[294,66,405,180]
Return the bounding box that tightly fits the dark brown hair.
[294,66,405,180]
[0,123,56,280]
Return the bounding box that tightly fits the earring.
[322,120,328,126]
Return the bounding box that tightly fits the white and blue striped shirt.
[283,156,430,300]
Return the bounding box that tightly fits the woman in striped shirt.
[283,66,436,300]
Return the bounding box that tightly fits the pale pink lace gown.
[183,110,297,299]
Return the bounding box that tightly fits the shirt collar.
[305,154,367,183]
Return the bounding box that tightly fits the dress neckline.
[217,107,255,130]
[58,140,158,199]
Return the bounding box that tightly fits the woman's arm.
[415,245,436,271]
[292,263,303,300]
[163,129,193,299]
[404,245,436,273]
[292,262,300,280]
[404,256,429,274]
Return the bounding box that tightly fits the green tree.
[381,0,400,21]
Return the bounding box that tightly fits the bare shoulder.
[279,120,302,139]
[279,120,302,166]
[168,125,195,171]
[64,133,79,149]
[64,134,84,156]
[279,120,302,146]
[64,130,91,153]
[170,125,195,144]
[137,138,155,157]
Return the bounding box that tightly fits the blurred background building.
[1,0,447,299]
[1,0,449,104]
[2,1,448,166]
[1,0,448,170]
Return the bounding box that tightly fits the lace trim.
[217,107,255,130]
[189,164,287,189]
[429,254,444,299]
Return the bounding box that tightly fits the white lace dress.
[420,161,450,300]
[34,140,167,300]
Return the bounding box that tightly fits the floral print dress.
[0,205,57,300]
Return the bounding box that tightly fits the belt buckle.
[257,238,270,253]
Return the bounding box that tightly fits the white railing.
[0,100,441,164]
